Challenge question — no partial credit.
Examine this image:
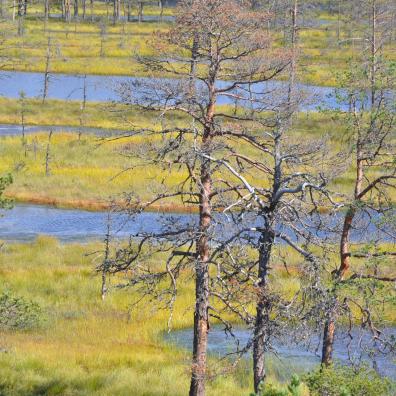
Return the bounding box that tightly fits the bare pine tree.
[42,36,52,104]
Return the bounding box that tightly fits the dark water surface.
[164,326,396,380]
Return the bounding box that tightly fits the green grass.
[0,98,394,209]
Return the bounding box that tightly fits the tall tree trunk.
[17,0,24,35]
[42,37,51,104]
[288,0,298,105]
[44,0,49,22]
[45,130,53,177]
[253,228,274,393]
[189,167,211,396]
[65,0,71,21]
[189,35,214,396]
[137,1,143,22]
[74,0,78,17]
[127,0,131,21]
[189,124,213,396]
[90,0,93,21]
[113,0,120,23]
[337,0,341,42]
[370,0,377,107]
[82,0,86,19]
[321,139,364,365]
[158,0,163,22]
[321,308,336,365]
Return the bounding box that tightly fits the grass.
[0,131,184,209]
[0,238,211,395]
[0,97,158,130]
[0,98,394,210]
[0,237,305,396]
[0,235,394,395]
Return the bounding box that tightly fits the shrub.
[303,364,395,396]
[250,375,302,396]
[0,292,42,330]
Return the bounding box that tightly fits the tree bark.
[64,0,71,21]
[370,0,377,107]
[44,0,49,22]
[137,1,143,22]
[253,228,274,393]
[189,127,213,396]
[158,0,163,22]
[45,131,53,177]
[127,0,131,21]
[321,308,336,365]
[90,0,94,21]
[42,37,51,104]
[113,0,120,23]
[189,35,214,396]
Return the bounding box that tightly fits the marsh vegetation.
[0,1,395,395]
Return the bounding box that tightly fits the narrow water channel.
[0,70,341,110]
[0,204,393,243]
[164,326,396,380]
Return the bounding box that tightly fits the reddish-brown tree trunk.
[321,310,336,365]
[322,151,363,365]
[189,135,212,396]
[189,89,215,396]
[189,155,211,396]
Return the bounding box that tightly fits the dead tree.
[18,91,27,157]
[44,0,50,27]
[106,1,288,395]
[113,0,120,22]
[99,21,107,57]
[78,74,87,140]
[42,36,52,104]
[137,0,143,22]
[158,0,163,22]
[100,209,114,300]
[321,0,396,366]
[17,0,25,35]
[90,0,94,21]
[45,130,53,177]
[64,0,72,21]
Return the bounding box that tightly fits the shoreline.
[5,193,197,214]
